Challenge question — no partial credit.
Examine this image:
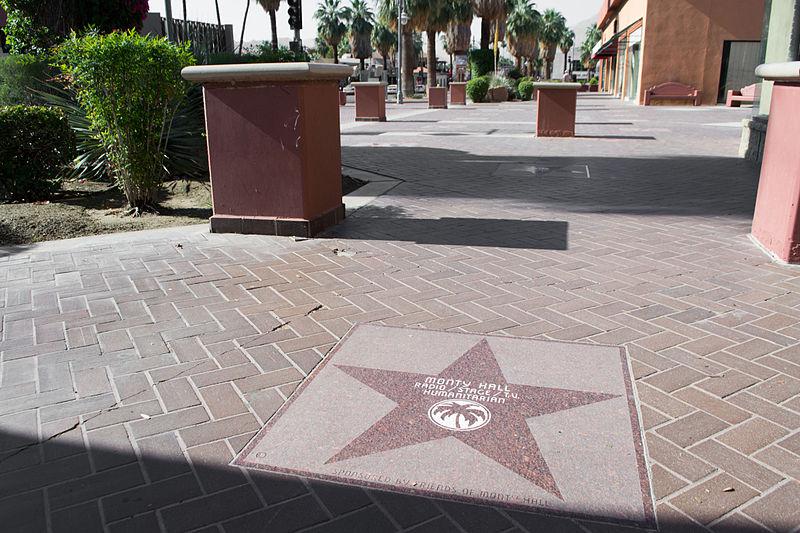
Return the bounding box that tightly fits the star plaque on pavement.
[234,325,655,528]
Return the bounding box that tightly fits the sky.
[147,0,601,48]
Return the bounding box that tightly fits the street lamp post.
[397,1,409,104]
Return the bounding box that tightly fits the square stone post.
[353,82,387,121]
[428,86,448,109]
[450,82,467,105]
[751,62,800,262]
[182,62,352,237]
[532,82,581,137]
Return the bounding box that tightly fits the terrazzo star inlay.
[233,325,655,527]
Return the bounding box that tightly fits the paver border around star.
[232,324,657,530]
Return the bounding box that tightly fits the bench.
[726,83,757,107]
[644,82,701,106]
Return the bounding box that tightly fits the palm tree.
[256,0,282,50]
[315,0,349,63]
[372,23,396,70]
[446,0,472,54]
[539,8,566,79]
[506,0,540,72]
[471,0,505,50]
[559,28,574,75]
[431,401,488,429]
[348,0,374,75]
[581,23,601,68]
[413,0,451,88]
[239,0,251,54]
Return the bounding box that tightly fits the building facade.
[593,0,766,105]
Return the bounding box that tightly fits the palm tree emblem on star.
[428,400,491,431]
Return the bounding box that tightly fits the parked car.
[343,84,356,95]
[415,84,425,94]
[387,84,397,95]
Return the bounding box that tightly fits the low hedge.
[466,76,490,103]
[0,105,75,201]
[518,78,535,101]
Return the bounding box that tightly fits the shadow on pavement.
[0,426,787,532]
[341,146,759,217]
[326,213,568,250]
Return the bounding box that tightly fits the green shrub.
[57,30,195,210]
[466,76,490,103]
[0,54,57,105]
[589,77,599,85]
[0,105,75,201]
[518,78,535,101]
[207,46,310,65]
[0,0,148,54]
[469,49,494,78]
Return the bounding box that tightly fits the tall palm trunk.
[182,0,188,22]
[239,0,251,54]
[402,27,414,97]
[333,42,339,63]
[480,19,491,49]
[214,0,224,50]
[426,29,437,88]
[563,50,568,73]
[382,54,388,70]
[515,55,521,70]
[269,9,278,50]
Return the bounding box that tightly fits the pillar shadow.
[0,425,785,532]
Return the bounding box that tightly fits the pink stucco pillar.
[751,62,800,263]
[182,62,352,237]
[428,86,447,109]
[353,82,386,121]
[533,83,580,137]
[450,82,467,105]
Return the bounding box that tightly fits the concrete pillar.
[181,62,353,237]
[353,82,387,122]
[532,83,581,137]
[751,62,800,262]
[450,82,467,105]
[759,0,800,114]
[428,86,447,109]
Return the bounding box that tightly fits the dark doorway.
[718,40,761,102]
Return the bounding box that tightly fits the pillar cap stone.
[351,81,387,86]
[181,62,354,84]
[755,61,800,81]
[531,82,583,90]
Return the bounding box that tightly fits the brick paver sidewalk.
[1,96,798,532]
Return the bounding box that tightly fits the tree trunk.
[214,0,222,26]
[269,10,278,50]
[238,0,250,54]
[383,54,388,70]
[563,50,568,73]
[515,55,521,70]
[426,29,437,88]
[480,19,491,50]
[402,27,414,97]
[182,0,187,22]
[360,57,366,79]
[333,43,339,64]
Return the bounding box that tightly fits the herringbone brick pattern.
[1,97,798,532]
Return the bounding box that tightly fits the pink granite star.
[326,339,619,499]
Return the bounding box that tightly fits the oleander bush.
[0,105,75,201]
[0,0,148,54]
[57,30,195,210]
[466,75,490,103]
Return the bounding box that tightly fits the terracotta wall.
[640,0,765,105]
